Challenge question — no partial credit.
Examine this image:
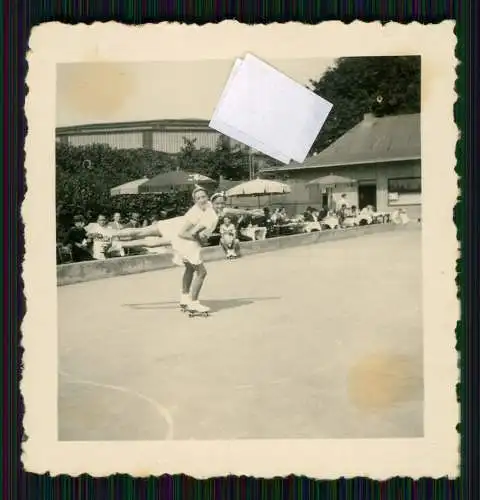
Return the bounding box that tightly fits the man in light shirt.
[336,193,350,210]
[86,214,115,260]
[109,212,124,230]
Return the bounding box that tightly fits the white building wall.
[68,132,143,149]
[152,130,221,153]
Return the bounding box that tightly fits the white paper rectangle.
[209,53,333,164]
[213,118,292,164]
[211,59,292,163]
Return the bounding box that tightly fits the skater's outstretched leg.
[112,225,168,253]
[118,237,170,249]
[116,225,162,240]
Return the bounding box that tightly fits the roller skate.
[187,301,211,318]
[179,293,191,313]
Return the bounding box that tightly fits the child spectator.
[219,216,240,259]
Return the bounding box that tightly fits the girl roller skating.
[115,187,226,316]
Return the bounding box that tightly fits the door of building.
[358,184,377,209]
[321,192,329,208]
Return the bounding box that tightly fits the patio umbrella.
[306,174,356,209]
[138,170,215,194]
[306,174,357,188]
[225,178,291,208]
[110,177,149,197]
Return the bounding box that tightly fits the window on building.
[387,177,421,206]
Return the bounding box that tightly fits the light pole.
[249,147,256,180]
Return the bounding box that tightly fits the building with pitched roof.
[260,112,421,217]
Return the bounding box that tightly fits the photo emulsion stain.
[55,55,425,442]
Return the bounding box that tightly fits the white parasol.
[225,178,291,197]
[110,177,149,196]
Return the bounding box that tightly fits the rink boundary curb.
[57,223,419,286]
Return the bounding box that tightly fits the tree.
[176,138,214,177]
[211,137,251,180]
[309,56,421,153]
[177,136,251,181]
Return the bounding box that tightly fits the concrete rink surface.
[58,227,423,441]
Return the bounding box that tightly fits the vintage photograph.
[55,55,424,441]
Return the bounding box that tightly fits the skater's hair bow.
[210,192,226,202]
[191,185,207,199]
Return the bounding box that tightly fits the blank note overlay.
[209,54,333,165]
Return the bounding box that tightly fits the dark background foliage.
[310,56,421,152]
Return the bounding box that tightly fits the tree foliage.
[310,56,421,153]
[177,137,250,180]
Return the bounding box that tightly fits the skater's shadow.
[123,296,281,313]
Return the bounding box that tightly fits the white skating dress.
[157,203,219,266]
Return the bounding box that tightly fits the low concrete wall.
[57,223,418,286]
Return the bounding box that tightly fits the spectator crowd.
[58,193,413,265]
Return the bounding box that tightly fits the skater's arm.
[178,221,206,241]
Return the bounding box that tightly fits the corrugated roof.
[262,113,420,172]
[56,118,212,135]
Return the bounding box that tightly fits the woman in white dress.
[115,187,226,314]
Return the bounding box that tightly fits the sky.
[56,58,337,127]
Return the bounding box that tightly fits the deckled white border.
[22,21,459,478]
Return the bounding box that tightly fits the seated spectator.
[124,213,140,228]
[391,208,410,225]
[219,216,240,259]
[358,205,374,226]
[321,210,340,229]
[237,214,254,241]
[259,207,271,227]
[303,207,322,232]
[278,207,288,223]
[108,212,124,230]
[342,205,359,228]
[86,214,117,260]
[262,207,271,223]
[303,207,315,222]
[63,215,93,262]
[399,208,410,224]
[270,208,281,224]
